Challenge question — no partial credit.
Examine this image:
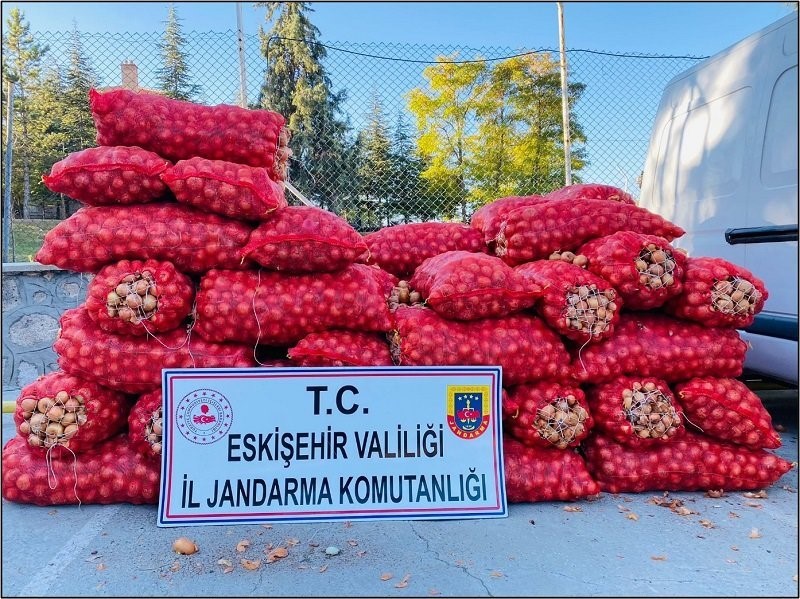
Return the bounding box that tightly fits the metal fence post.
[557,2,572,187]
[236,3,248,108]
[3,79,15,263]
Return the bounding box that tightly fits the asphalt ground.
[1,406,797,598]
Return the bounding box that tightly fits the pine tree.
[257,2,350,210]
[357,94,393,226]
[3,8,47,218]
[156,4,199,101]
[61,26,97,155]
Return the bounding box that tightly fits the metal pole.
[3,80,15,263]
[236,3,248,108]
[557,2,572,186]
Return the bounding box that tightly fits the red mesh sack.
[42,146,170,206]
[288,331,392,367]
[194,264,393,346]
[55,308,254,393]
[515,260,621,343]
[410,251,540,321]
[241,206,368,272]
[675,377,781,449]
[579,231,687,310]
[503,438,600,502]
[495,199,685,265]
[545,183,636,205]
[572,313,747,384]
[90,88,290,179]
[363,222,485,279]
[13,372,129,454]
[587,376,685,447]
[85,259,194,336]
[161,157,286,221]
[470,195,547,245]
[390,306,570,386]
[583,432,793,493]
[2,435,160,506]
[128,389,163,461]
[664,257,768,328]
[35,204,253,274]
[367,265,400,297]
[503,382,593,449]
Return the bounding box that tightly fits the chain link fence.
[4,29,707,236]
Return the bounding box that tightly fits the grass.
[8,219,62,262]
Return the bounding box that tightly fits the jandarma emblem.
[177,389,232,444]
[446,386,491,439]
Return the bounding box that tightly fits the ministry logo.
[176,389,232,444]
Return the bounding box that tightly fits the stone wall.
[2,263,90,397]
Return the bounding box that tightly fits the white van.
[639,13,798,384]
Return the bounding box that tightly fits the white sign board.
[158,366,506,526]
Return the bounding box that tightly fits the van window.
[761,66,798,189]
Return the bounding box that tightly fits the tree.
[257,2,350,210]
[471,53,586,204]
[407,56,487,221]
[156,4,199,100]
[3,8,47,218]
[407,52,587,218]
[61,26,98,156]
[357,93,393,226]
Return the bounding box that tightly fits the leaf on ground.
[261,524,273,529]
[241,559,261,571]
[743,490,767,499]
[749,528,762,539]
[490,571,504,578]
[675,506,696,516]
[730,546,739,551]
[428,589,442,596]
[217,559,234,574]
[563,506,582,512]
[169,561,181,572]
[705,489,725,498]
[626,513,639,521]
[266,547,288,563]
[650,555,667,561]
[617,505,630,512]
[96,563,107,571]
[729,511,740,519]
[395,574,411,589]
[319,564,329,573]
[699,520,715,529]
[357,550,367,558]
[48,509,58,516]
[236,539,251,553]
[745,502,763,509]
[286,538,300,547]
[309,541,320,548]
[347,539,359,546]
[781,485,796,494]
[380,573,393,581]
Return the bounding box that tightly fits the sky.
[2,1,794,57]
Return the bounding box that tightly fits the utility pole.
[3,80,15,263]
[557,2,572,186]
[236,3,248,108]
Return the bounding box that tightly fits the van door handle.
[725,224,799,245]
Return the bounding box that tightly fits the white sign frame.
[158,366,506,527]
